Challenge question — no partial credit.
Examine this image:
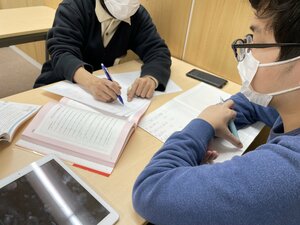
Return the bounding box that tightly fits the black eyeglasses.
[231,34,300,62]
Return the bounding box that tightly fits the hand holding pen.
[73,66,122,103]
[219,97,239,139]
[101,63,124,105]
[198,98,243,148]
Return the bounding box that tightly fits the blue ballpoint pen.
[101,63,124,105]
[220,97,239,139]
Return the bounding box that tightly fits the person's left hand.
[202,149,219,163]
[127,76,156,102]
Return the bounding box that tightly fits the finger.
[104,90,117,101]
[127,85,132,96]
[103,79,121,94]
[210,150,219,160]
[223,129,243,148]
[140,82,150,98]
[127,80,139,102]
[223,99,235,109]
[94,91,114,102]
[206,152,214,162]
[135,79,145,97]
[140,77,155,98]
[203,151,212,163]
[106,80,121,95]
[144,78,156,98]
[230,110,237,119]
[146,86,155,99]
[101,83,118,100]
[106,97,115,103]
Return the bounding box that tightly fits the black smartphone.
[186,69,228,88]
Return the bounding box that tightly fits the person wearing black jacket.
[34,0,171,102]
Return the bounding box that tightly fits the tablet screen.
[0,159,113,225]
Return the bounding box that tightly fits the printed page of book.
[139,83,264,162]
[20,102,135,164]
[0,101,40,142]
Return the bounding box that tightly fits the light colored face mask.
[237,51,300,107]
[104,0,140,21]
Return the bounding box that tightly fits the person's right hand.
[73,67,121,103]
[198,100,243,148]
[87,76,121,102]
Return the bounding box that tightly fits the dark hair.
[249,0,300,60]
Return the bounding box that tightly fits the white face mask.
[237,51,300,107]
[104,0,140,21]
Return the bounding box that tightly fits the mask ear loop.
[259,55,300,67]
[267,86,300,96]
[256,55,300,96]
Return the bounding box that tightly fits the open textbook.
[44,71,181,117]
[0,101,40,142]
[17,98,150,176]
[139,83,264,163]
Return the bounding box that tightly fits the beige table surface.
[0,58,241,225]
[0,6,55,40]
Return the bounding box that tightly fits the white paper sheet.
[96,71,182,96]
[45,80,150,117]
[44,71,182,118]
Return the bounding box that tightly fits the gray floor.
[0,47,41,98]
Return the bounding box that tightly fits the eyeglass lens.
[236,34,253,61]
[235,39,246,61]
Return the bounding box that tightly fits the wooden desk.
[0,6,55,59]
[0,58,241,225]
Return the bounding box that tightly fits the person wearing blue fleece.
[132,0,300,224]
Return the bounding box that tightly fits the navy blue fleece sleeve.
[230,93,279,128]
[132,118,300,225]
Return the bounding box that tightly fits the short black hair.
[249,0,300,61]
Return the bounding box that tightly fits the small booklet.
[17,98,150,176]
[0,101,40,142]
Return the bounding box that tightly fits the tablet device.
[0,155,119,225]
